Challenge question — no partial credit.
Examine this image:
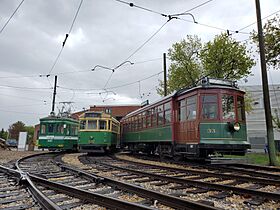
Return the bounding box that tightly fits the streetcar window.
[187,96,197,120]
[152,111,157,126]
[57,124,64,134]
[158,105,163,112]
[48,124,55,133]
[164,102,171,110]
[164,102,171,124]
[85,112,101,118]
[201,95,217,119]
[147,115,151,127]
[158,111,164,125]
[237,96,246,121]
[222,95,235,119]
[41,124,46,134]
[99,120,107,130]
[112,122,118,133]
[66,125,70,135]
[142,115,146,128]
[88,120,97,129]
[71,125,78,135]
[108,120,111,130]
[138,115,143,130]
[80,120,86,129]
[178,99,187,121]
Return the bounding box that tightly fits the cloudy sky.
[0,0,279,129]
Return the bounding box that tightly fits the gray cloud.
[0,0,279,129]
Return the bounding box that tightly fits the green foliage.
[0,128,8,140]
[24,126,35,143]
[251,14,280,69]
[201,33,255,80]
[272,109,280,130]
[244,90,254,114]
[157,33,255,95]
[8,121,26,140]
[157,35,203,95]
[8,121,34,142]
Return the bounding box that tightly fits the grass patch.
[224,153,280,166]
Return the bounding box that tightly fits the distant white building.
[241,85,280,152]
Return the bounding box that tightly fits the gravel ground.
[0,150,45,164]
[60,153,280,209]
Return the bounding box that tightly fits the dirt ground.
[0,150,45,164]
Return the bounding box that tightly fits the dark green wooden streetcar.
[38,116,79,151]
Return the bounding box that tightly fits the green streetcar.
[121,78,250,158]
[38,115,79,151]
[78,111,120,153]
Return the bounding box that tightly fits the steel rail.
[114,156,280,185]
[94,160,280,201]
[226,163,280,172]
[58,163,218,210]
[15,151,62,171]
[28,173,155,210]
[0,164,61,210]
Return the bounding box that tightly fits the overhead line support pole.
[51,75,58,115]
[255,0,278,165]
[163,53,167,96]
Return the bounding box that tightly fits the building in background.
[242,85,280,152]
[72,105,141,121]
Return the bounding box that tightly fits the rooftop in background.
[72,105,141,121]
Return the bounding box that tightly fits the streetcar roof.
[123,82,244,119]
[40,115,78,123]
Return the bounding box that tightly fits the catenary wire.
[0,0,25,34]
[104,20,170,89]
[183,0,214,13]
[48,0,83,75]
[238,9,280,32]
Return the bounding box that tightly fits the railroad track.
[127,153,280,180]
[77,154,280,209]
[0,164,58,210]
[15,152,216,210]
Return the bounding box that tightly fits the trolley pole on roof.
[51,75,58,115]
[163,53,167,96]
[255,0,278,166]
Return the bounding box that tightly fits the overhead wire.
[238,9,280,32]
[104,20,171,89]
[0,0,25,34]
[0,84,51,90]
[58,71,163,92]
[0,108,47,115]
[0,57,162,79]
[114,0,164,16]
[0,92,47,102]
[48,0,83,75]
[114,0,247,35]
[183,0,214,13]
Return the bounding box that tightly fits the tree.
[251,14,280,69]
[8,121,26,141]
[24,126,35,144]
[157,35,203,95]
[157,33,255,95]
[201,33,255,80]
[273,109,280,131]
[244,91,254,114]
[0,128,8,140]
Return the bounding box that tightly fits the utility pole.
[163,53,167,96]
[51,75,58,115]
[255,0,278,166]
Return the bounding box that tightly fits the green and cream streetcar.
[78,111,120,153]
[38,115,79,151]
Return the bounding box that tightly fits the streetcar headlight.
[233,122,241,131]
